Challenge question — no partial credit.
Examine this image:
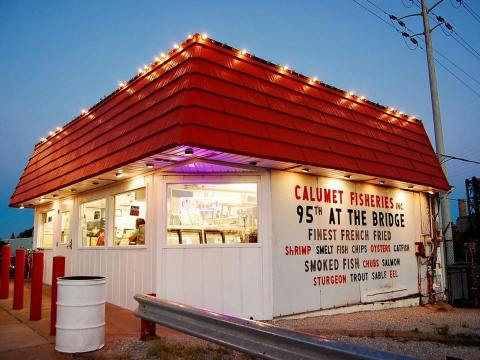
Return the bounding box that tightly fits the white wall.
[270,171,435,317]
[156,173,273,320]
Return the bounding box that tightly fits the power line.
[461,0,480,24]
[352,0,480,99]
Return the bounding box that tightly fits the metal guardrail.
[134,294,418,360]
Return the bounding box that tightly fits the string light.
[35,33,419,148]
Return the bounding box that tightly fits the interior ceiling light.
[408,185,414,189]
[380,180,385,185]
[184,148,194,156]
[302,168,310,173]
[344,175,351,179]
[53,194,58,198]
[115,171,124,178]
[428,190,434,195]
[249,161,258,166]
[146,163,154,169]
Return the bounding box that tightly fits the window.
[39,210,54,248]
[114,188,146,246]
[166,183,258,245]
[60,211,71,245]
[80,199,106,247]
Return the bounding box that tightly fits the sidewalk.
[0,279,181,360]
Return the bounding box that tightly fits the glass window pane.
[60,211,71,245]
[80,199,106,247]
[166,183,258,245]
[40,210,54,248]
[114,188,146,246]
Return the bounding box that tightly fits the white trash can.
[55,276,106,353]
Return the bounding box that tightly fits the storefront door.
[55,199,73,273]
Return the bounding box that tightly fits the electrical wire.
[352,0,480,99]
[462,1,480,24]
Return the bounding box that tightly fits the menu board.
[272,171,421,316]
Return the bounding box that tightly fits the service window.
[80,199,106,247]
[39,210,54,248]
[113,188,146,246]
[166,183,258,245]
[60,211,71,245]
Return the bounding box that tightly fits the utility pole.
[420,0,454,267]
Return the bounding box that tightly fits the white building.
[11,34,449,320]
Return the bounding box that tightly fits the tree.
[18,227,34,238]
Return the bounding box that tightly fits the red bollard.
[140,293,157,340]
[30,252,44,321]
[13,249,26,309]
[0,245,11,299]
[50,256,65,335]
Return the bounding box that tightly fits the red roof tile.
[10,34,449,206]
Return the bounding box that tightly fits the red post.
[13,249,26,309]
[0,245,11,299]
[50,256,65,335]
[30,252,44,321]
[140,293,157,340]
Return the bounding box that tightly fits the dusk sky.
[1,0,478,238]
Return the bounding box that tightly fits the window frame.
[164,179,261,248]
[37,209,55,249]
[79,197,107,248]
[112,187,147,248]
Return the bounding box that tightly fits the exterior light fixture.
[56,127,62,131]
[240,49,248,55]
[173,43,180,49]
[160,52,166,58]
[302,168,310,173]
[184,148,194,156]
[348,91,355,97]
[81,109,88,115]
[19,205,24,209]
[399,111,404,115]
[312,77,318,82]
[388,107,395,112]
[39,197,45,203]
[40,137,46,142]
[282,65,289,71]
[146,163,154,169]
[201,33,208,40]
[137,68,143,74]
[187,34,193,39]
[49,131,54,136]
[154,57,160,62]
[359,96,366,101]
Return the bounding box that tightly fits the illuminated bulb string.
[37,31,419,144]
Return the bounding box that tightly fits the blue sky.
[1,0,478,237]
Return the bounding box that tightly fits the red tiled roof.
[10,34,449,206]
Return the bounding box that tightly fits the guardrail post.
[50,256,65,335]
[140,293,156,340]
[30,252,44,321]
[13,248,26,309]
[0,245,11,299]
